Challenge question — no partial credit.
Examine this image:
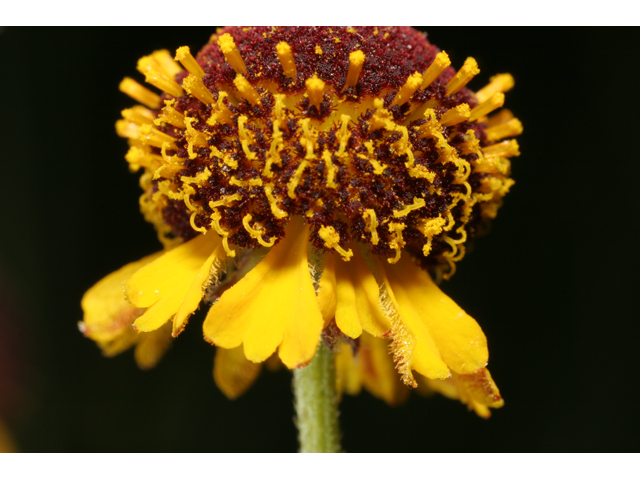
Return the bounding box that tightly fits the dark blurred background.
[0,27,638,452]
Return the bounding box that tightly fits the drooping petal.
[416,368,503,418]
[386,255,488,374]
[317,253,337,327]
[214,346,262,399]
[125,232,220,308]
[132,233,224,333]
[134,322,173,369]
[334,248,390,339]
[203,217,323,368]
[379,259,450,381]
[81,252,161,344]
[335,341,362,397]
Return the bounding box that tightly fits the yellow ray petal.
[134,322,173,369]
[126,232,220,308]
[317,253,337,327]
[358,333,409,406]
[81,252,161,343]
[214,346,262,399]
[380,259,450,380]
[203,217,323,368]
[335,341,362,397]
[387,255,488,374]
[173,241,225,336]
[336,248,391,339]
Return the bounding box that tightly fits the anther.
[446,57,480,96]
[151,50,183,78]
[485,118,523,142]
[321,150,337,188]
[390,72,423,107]
[121,106,155,125]
[206,92,234,126]
[469,92,504,121]
[482,139,521,158]
[336,115,352,156]
[217,33,247,74]
[342,50,365,90]
[393,197,426,218]
[439,104,471,127]
[233,74,261,106]
[362,209,379,245]
[276,41,297,80]
[175,46,206,79]
[119,78,162,109]
[318,226,353,261]
[305,74,325,110]
[475,73,515,104]
[287,160,310,199]
[420,51,451,89]
[183,74,214,104]
[242,214,276,248]
[155,100,186,128]
[139,124,177,149]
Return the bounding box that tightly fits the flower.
[81,26,520,417]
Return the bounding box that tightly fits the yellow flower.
[81,27,520,417]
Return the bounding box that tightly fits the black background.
[0,27,638,452]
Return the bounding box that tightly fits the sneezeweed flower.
[81,26,521,451]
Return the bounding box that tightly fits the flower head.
[82,26,520,417]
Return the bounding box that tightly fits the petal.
[357,333,409,406]
[203,217,323,368]
[133,234,223,333]
[335,341,363,397]
[387,255,488,374]
[134,322,173,369]
[334,248,390,339]
[213,346,262,399]
[317,253,337,327]
[380,260,450,380]
[81,252,161,343]
[125,233,220,308]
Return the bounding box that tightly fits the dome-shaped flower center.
[117,26,520,278]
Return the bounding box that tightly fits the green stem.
[293,340,341,453]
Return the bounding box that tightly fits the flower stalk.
[293,340,341,453]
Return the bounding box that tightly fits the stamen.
[190,211,207,233]
[138,57,184,97]
[206,91,234,126]
[183,74,214,104]
[181,168,211,186]
[342,50,366,90]
[439,104,471,127]
[287,160,310,198]
[486,108,514,127]
[387,223,406,264]
[151,50,183,78]
[233,74,261,106]
[276,41,297,80]
[154,99,186,128]
[125,146,162,171]
[336,115,352,156]
[139,124,176,149]
[263,120,284,178]
[485,117,523,142]
[175,46,206,79]
[369,98,396,131]
[390,72,423,107]
[318,226,353,261]
[475,73,515,104]
[119,78,162,109]
[217,33,247,74]
[298,118,318,159]
[362,209,379,245]
[115,120,141,140]
[420,51,451,89]
[209,209,236,258]
[393,197,426,218]
[209,193,242,208]
[121,106,155,125]
[305,74,325,110]
[229,176,263,187]
[321,150,337,188]
[446,57,480,96]
[242,214,276,247]
[482,139,520,158]
[237,115,257,160]
[263,183,288,219]
[469,92,504,121]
